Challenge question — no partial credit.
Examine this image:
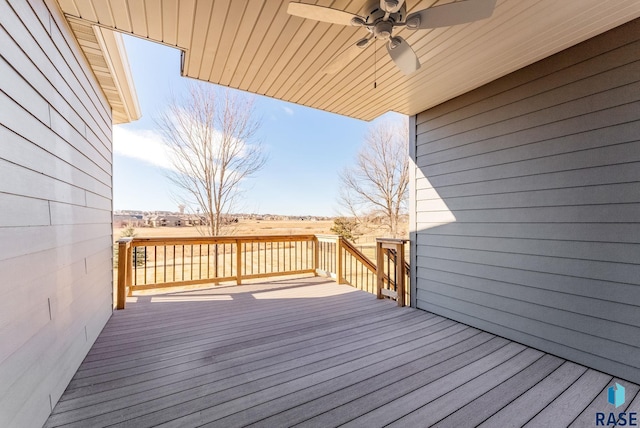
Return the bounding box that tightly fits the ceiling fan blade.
[379,0,406,14]
[323,37,372,74]
[387,37,420,75]
[287,2,362,26]
[406,0,496,29]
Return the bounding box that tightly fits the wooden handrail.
[130,235,317,246]
[340,238,376,273]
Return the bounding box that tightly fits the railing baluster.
[326,242,329,271]
[350,252,353,285]
[322,242,330,272]
[389,250,393,291]
[153,246,156,284]
[322,241,325,271]
[235,239,242,285]
[323,241,326,271]
[143,246,147,285]
[393,250,397,291]
[257,242,260,274]
[332,242,336,273]
[133,246,137,286]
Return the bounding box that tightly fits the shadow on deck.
[46,277,639,427]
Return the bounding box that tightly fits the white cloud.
[113,126,174,170]
[282,106,294,116]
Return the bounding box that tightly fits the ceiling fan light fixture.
[350,16,366,26]
[406,15,421,29]
[384,0,399,11]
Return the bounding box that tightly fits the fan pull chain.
[374,39,377,89]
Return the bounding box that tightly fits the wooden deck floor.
[46,277,640,427]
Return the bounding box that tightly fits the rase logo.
[596,383,637,426]
[609,383,626,408]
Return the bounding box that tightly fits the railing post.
[236,238,242,285]
[376,240,384,300]
[126,242,133,296]
[396,241,406,307]
[116,237,133,310]
[336,237,344,284]
[313,236,319,275]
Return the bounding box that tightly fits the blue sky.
[113,35,404,216]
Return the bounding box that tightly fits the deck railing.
[376,238,409,307]
[116,234,409,309]
[338,237,377,294]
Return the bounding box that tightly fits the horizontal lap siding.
[0,1,113,426]
[413,18,640,384]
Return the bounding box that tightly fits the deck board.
[221,329,489,428]
[72,301,398,379]
[46,277,640,427]
[524,369,612,427]
[432,353,565,427]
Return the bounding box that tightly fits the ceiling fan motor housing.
[361,0,406,28]
[373,20,394,39]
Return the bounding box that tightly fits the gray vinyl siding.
[0,1,113,426]
[412,18,640,384]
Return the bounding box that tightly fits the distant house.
[184,215,204,226]
[144,215,166,227]
[113,214,143,228]
[143,214,206,227]
[164,215,181,227]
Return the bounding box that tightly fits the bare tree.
[157,83,266,235]
[339,119,409,238]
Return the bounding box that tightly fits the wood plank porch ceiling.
[57,0,640,121]
[46,278,640,427]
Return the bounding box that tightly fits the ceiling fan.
[287,0,497,75]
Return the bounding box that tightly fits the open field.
[113,219,408,244]
[114,219,335,240]
[113,219,407,268]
